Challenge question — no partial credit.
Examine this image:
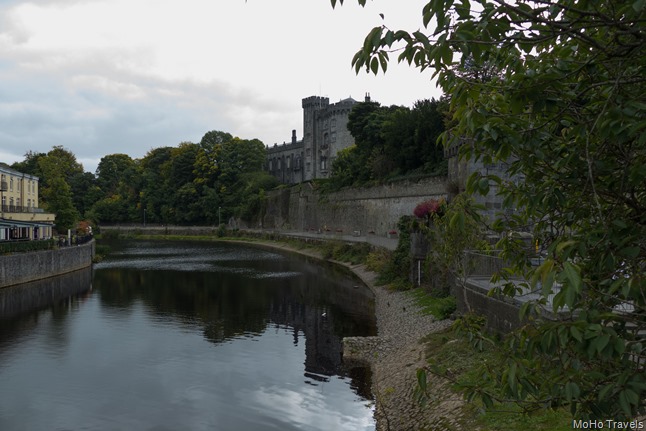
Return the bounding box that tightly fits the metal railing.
[1,205,44,213]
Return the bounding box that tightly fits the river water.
[0,240,377,430]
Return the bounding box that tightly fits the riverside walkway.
[254,229,400,251]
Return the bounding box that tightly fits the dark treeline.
[12,131,278,231]
[329,97,447,189]
[12,99,447,232]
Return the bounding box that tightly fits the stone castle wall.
[260,177,447,236]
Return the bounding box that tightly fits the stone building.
[266,94,369,184]
[445,139,524,222]
[0,163,55,241]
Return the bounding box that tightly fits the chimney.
[292,129,297,144]
[365,92,371,102]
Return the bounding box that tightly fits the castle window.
[286,156,291,169]
[277,159,281,170]
[331,132,336,143]
[321,157,327,171]
[306,148,311,157]
[331,118,336,129]
[306,162,311,172]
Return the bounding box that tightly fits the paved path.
[248,228,400,251]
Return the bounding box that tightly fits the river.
[0,240,377,430]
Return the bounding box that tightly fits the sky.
[0,0,442,174]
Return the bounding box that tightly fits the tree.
[333,0,646,420]
[11,151,45,177]
[96,154,136,196]
[37,152,79,232]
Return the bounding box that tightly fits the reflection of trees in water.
[0,267,93,352]
[93,254,376,347]
[93,242,377,400]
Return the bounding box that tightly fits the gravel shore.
[343,264,467,431]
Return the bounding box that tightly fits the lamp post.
[218,207,221,226]
[143,208,146,227]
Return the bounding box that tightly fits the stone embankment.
[0,240,95,288]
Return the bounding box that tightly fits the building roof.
[0,163,39,180]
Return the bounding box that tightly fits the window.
[331,118,337,129]
[10,177,13,191]
[306,148,311,157]
[306,162,311,172]
[268,160,273,171]
[286,157,291,169]
[321,157,327,171]
[331,132,336,143]
[277,159,281,170]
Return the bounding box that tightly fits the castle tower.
[302,96,329,181]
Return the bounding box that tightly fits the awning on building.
[0,218,53,229]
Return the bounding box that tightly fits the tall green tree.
[37,150,79,232]
[139,147,174,224]
[11,151,45,177]
[334,0,646,420]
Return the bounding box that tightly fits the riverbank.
[223,238,467,430]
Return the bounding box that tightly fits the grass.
[407,287,457,320]
[422,328,573,431]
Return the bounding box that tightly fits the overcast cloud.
[0,0,440,173]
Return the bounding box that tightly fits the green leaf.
[370,57,379,75]
[562,262,582,293]
[417,368,427,392]
[620,246,640,258]
[478,178,490,195]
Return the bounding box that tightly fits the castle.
[265,94,371,184]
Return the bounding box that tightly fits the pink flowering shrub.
[414,199,445,221]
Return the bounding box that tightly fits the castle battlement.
[266,94,364,184]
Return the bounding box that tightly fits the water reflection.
[0,240,376,430]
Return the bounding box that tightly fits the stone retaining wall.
[261,177,447,235]
[455,278,522,334]
[0,241,95,288]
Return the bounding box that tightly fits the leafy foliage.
[334,0,646,419]
[13,130,278,229]
[330,98,447,188]
[376,216,414,289]
[422,194,488,297]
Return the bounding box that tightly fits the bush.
[365,249,391,273]
[0,239,57,254]
[216,224,226,237]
